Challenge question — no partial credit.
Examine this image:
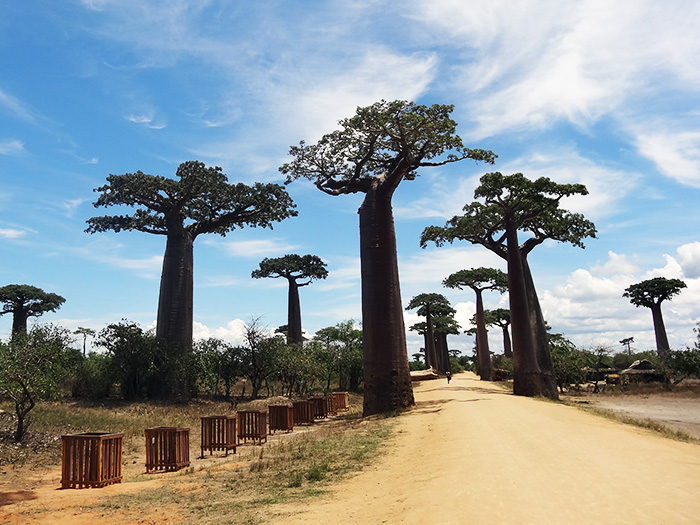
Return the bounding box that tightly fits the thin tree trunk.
[287,278,303,344]
[475,290,493,381]
[155,229,194,400]
[502,325,512,358]
[522,257,558,399]
[650,303,671,358]
[359,185,414,416]
[505,217,545,397]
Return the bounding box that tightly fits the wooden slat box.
[61,432,123,489]
[237,410,267,445]
[201,416,237,457]
[292,400,314,426]
[268,405,294,434]
[332,391,349,411]
[310,396,328,419]
[145,427,190,473]
[324,395,337,416]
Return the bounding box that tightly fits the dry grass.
[0,394,397,524]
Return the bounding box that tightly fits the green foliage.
[420,172,596,253]
[312,320,363,392]
[449,357,465,373]
[665,348,700,380]
[86,161,297,237]
[443,267,508,292]
[70,352,113,399]
[0,284,66,333]
[281,100,496,194]
[0,324,74,440]
[623,277,687,308]
[252,254,328,283]
[95,321,157,400]
[549,335,588,391]
[192,338,245,398]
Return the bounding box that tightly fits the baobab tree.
[252,254,328,344]
[86,160,297,400]
[0,284,65,335]
[411,313,459,373]
[443,268,507,381]
[623,277,686,358]
[422,172,596,399]
[74,327,96,356]
[406,293,454,373]
[484,308,512,358]
[281,100,496,415]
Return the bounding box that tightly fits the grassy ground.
[0,394,397,524]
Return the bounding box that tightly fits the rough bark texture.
[11,309,29,335]
[424,307,439,371]
[474,291,493,381]
[522,257,559,400]
[505,217,546,398]
[502,326,512,358]
[650,303,671,358]
[287,278,303,344]
[155,229,194,400]
[359,185,414,416]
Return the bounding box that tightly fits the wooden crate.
[61,432,123,489]
[237,410,267,445]
[310,396,328,419]
[332,392,349,411]
[324,395,337,416]
[145,427,190,473]
[292,400,314,425]
[268,405,294,434]
[201,416,237,457]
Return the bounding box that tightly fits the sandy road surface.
[270,373,700,525]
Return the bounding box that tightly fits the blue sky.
[2,0,700,357]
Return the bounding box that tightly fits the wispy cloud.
[0,88,36,122]
[634,129,700,188]
[0,228,26,239]
[207,238,299,258]
[0,139,24,155]
[126,113,167,129]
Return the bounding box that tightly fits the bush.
[70,352,114,399]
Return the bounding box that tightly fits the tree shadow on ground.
[406,397,491,415]
[0,489,38,506]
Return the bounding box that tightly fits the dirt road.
[271,373,700,524]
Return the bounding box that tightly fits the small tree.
[252,254,328,344]
[623,277,686,358]
[0,284,65,335]
[86,160,297,400]
[443,268,507,381]
[96,321,157,400]
[0,324,73,441]
[484,308,512,358]
[282,100,495,416]
[74,327,96,356]
[406,293,454,372]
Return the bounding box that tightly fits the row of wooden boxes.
[60,392,349,489]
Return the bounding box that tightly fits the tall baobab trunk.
[650,302,671,358]
[11,308,29,335]
[359,184,414,416]
[505,217,545,398]
[522,257,558,400]
[287,278,303,344]
[425,307,439,370]
[475,290,493,381]
[155,228,194,400]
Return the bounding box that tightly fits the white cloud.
[0,89,36,122]
[677,242,700,279]
[498,147,639,221]
[126,113,166,129]
[634,130,700,188]
[0,139,24,155]
[590,251,640,277]
[207,238,299,258]
[0,228,26,239]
